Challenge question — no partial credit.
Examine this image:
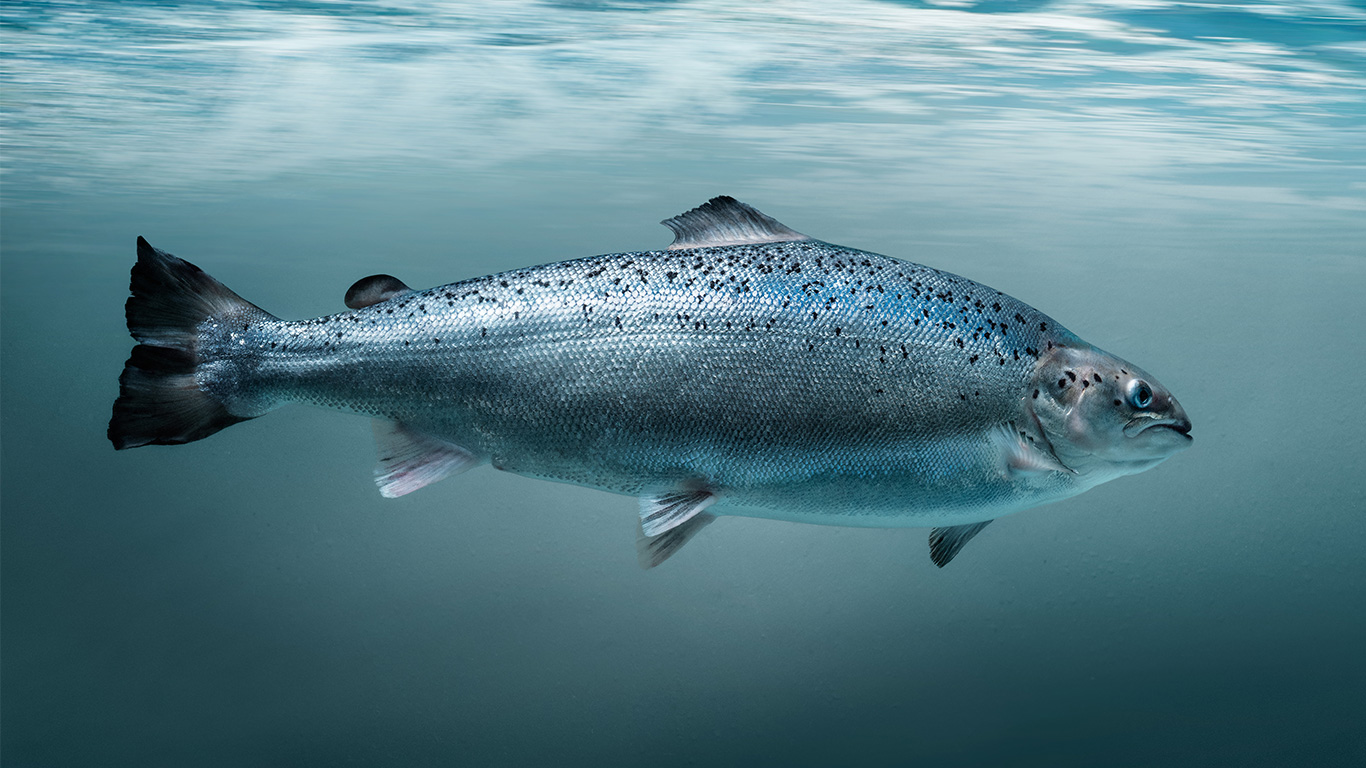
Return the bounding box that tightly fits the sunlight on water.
[5,0,1364,214]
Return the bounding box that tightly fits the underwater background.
[3,1,1364,765]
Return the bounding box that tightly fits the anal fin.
[640,486,719,537]
[638,513,716,569]
[929,520,992,568]
[373,420,477,498]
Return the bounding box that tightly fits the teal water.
[3,1,1364,765]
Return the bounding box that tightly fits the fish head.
[1029,343,1192,476]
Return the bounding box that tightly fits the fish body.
[111,197,1192,566]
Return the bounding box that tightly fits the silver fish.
[110,197,1191,567]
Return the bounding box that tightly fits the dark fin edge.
[928,521,993,568]
[108,237,268,449]
[638,513,716,569]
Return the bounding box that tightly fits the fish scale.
[218,243,1044,492]
[111,196,1192,567]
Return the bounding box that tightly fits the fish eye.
[1127,380,1153,410]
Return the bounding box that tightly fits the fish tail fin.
[109,237,276,450]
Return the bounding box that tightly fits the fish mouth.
[1124,416,1192,439]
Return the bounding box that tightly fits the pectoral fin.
[640,486,719,537]
[992,424,1073,476]
[372,420,477,498]
[637,513,716,569]
[928,521,992,568]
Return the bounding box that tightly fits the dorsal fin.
[345,274,412,309]
[662,196,809,251]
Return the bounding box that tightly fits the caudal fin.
[109,237,274,449]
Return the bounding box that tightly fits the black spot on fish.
[1040,322,1048,331]
[1066,370,1077,382]
[1033,389,1039,399]
[969,354,979,364]
[1058,378,1067,388]
[1093,373,1102,383]
[1114,399,1122,406]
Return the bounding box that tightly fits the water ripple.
[2,0,1363,209]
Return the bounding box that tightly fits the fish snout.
[1123,396,1192,441]
[1159,393,1192,437]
